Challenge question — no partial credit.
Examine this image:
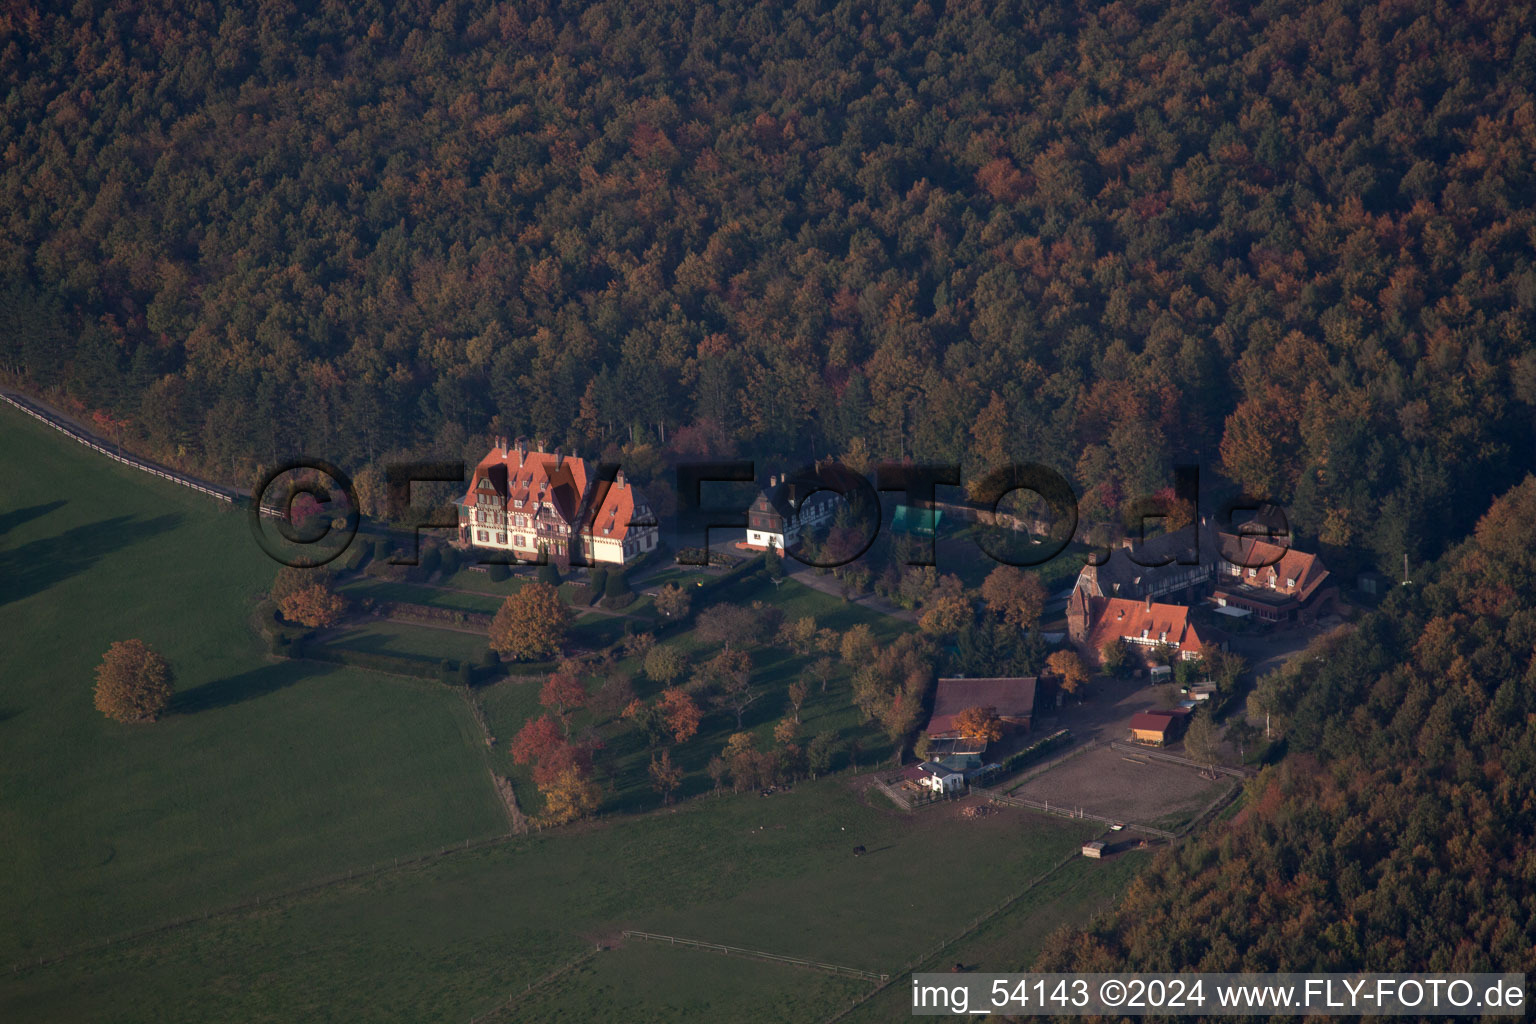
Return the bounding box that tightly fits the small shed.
[1081,841,1106,859]
[1148,665,1173,683]
[1129,711,1177,745]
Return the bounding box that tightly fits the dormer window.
[1286,577,1296,588]
[1247,567,1256,578]
[1141,628,1149,639]
[1159,630,1168,642]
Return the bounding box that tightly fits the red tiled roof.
[463,442,644,541]
[1218,535,1329,600]
[1084,597,1206,655]
[927,676,1038,735]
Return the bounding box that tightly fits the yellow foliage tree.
[538,766,601,825]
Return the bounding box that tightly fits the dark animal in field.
[852,845,866,856]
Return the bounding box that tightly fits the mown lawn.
[0,406,506,965]
[0,780,1102,1024]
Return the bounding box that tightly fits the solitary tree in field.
[648,750,683,804]
[489,581,569,660]
[653,583,692,618]
[94,639,174,723]
[1046,649,1090,694]
[953,705,1004,744]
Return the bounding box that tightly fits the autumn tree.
[278,582,348,628]
[810,656,837,693]
[539,766,601,825]
[980,566,1047,628]
[1046,649,1089,694]
[777,615,818,655]
[648,750,683,804]
[953,706,1004,744]
[540,671,587,734]
[653,583,692,619]
[773,716,799,747]
[722,732,758,792]
[621,697,668,749]
[695,603,762,651]
[510,714,564,767]
[93,639,174,723]
[839,623,876,663]
[919,593,971,637]
[706,755,728,794]
[657,687,702,743]
[786,680,808,723]
[589,671,635,722]
[489,581,569,660]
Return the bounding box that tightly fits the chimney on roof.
[515,436,528,466]
[1145,594,1152,611]
[553,446,564,469]
[770,473,778,488]
[615,469,625,489]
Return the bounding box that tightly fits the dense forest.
[4,0,1536,572]
[1034,477,1536,991]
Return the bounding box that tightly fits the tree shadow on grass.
[0,500,66,538]
[0,513,182,608]
[171,659,331,714]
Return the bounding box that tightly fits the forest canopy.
[3,0,1536,571]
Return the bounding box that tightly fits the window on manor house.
[477,530,487,541]
[497,533,506,543]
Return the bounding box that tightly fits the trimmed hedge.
[998,728,1074,777]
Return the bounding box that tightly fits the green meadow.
[0,405,505,964]
[0,403,1145,1022]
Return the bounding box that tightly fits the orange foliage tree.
[953,705,1003,744]
[93,639,174,723]
[278,582,347,628]
[489,581,569,660]
[1047,649,1090,694]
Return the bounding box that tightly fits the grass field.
[476,570,910,817]
[0,402,1150,1022]
[0,405,506,965]
[1,780,1104,1023]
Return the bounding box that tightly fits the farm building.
[1081,841,1106,859]
[1128,710,1180,746]
[925,675,1051,739]
[915,762,966,795]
